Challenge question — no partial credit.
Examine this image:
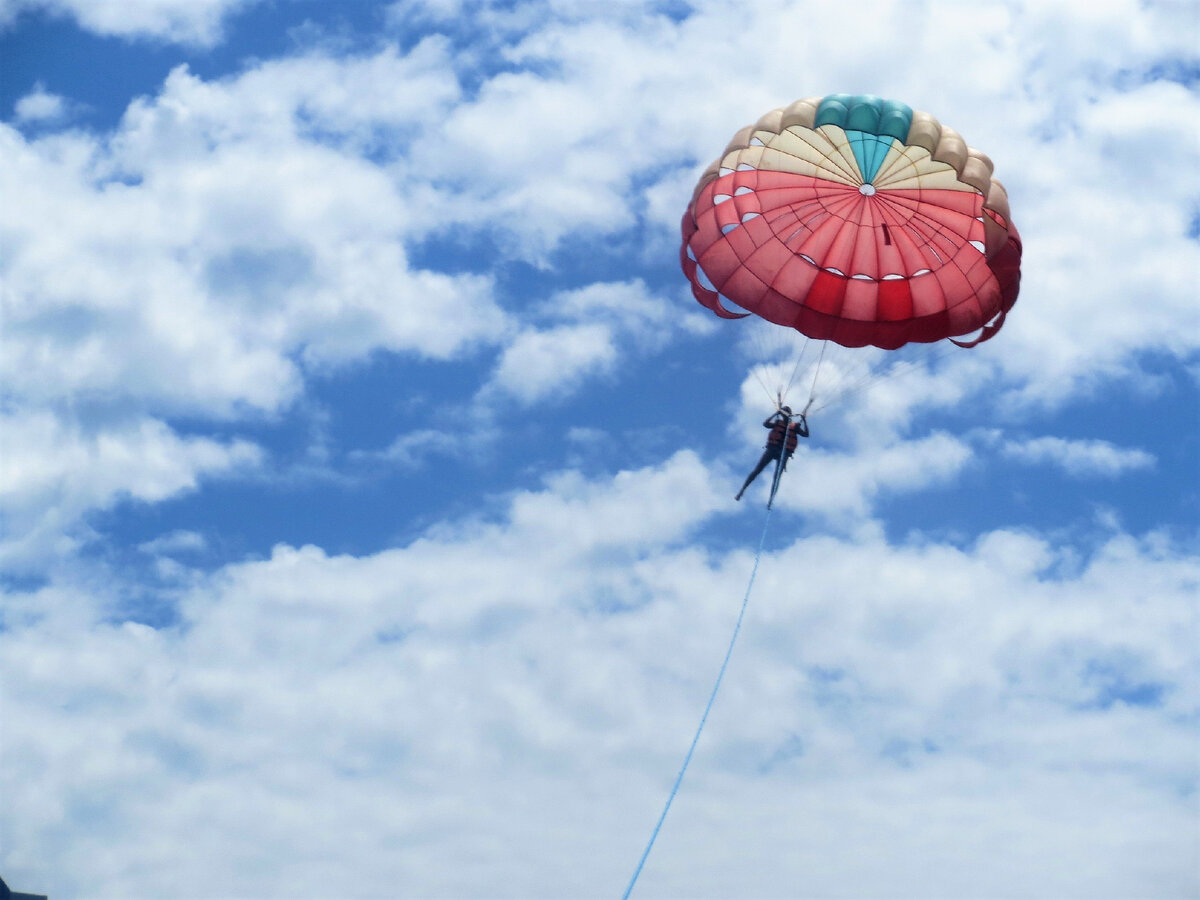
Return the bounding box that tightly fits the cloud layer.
[3,455,1196,897]
[4,0,1197,563]
[1,0,1196,896]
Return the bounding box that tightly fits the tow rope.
[620,485,779,898]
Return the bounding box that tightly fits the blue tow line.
[620,471,780,899]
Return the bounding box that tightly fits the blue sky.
[1,1,1197,897]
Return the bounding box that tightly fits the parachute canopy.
[681,94,1022,350]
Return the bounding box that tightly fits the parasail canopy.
[681,94,1022,350]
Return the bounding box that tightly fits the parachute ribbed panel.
[681,93,1022,349]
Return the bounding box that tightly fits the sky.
[0,0,1198,897]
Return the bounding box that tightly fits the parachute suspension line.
[744,325,811,410]
[620,505,776,900]
[749,326,785,408]
[805,340,829,410]
[750,363,777,408]
[808,341,962,415]
[781,336,812,407]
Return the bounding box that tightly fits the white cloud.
[1,455,1194,898]
[761,432,975,518]
[1,46,502,421]
[393,0,1200,407]
[487,321,617,405]
[5,0,1198,567]
[0,409,261,567]
[354,428,463,469]
[504,449,723,553]
[1000,435,1156,477]
[546,279,714,343]
[0,45,510,560]
[137,529,207,556]
[480,279,713,406]
[0,0,255,45]
[5,0,1195,422]
[994,78,1200,404]
[13,82,67,123]
[2,6,1197,894]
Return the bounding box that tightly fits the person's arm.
[795,414,809,438]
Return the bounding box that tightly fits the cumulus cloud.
[351,427,472,471]
[481,279,713,406]
[12,82,68,123]
[4,0,1198,565]
[0,0,256,45]
[2,4,1198,894]
[0,409,261,567]
[1,454,1194,898]
[764,432,975,518]
[0,46,505,420]
[999,435,1156,477]
[999,77,1200,404]
[0,43,511,559]
[488,321,617,405]
[396,0,1200,404]
[137,529,208,556]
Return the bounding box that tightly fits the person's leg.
[736,448,777,499]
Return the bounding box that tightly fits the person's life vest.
[767,419,799,452]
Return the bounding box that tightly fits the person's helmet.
[780,406,792,415]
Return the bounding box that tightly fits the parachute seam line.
[873,199,887,290]
[829,130,863,183]
[793,126,860,184]
[904,205,979,268]
[874,143,917,185]
[620,504,774,900]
